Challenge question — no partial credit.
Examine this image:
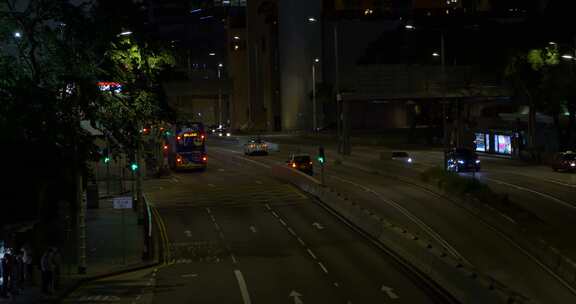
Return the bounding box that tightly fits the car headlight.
[457,160,465,164]
[226,132,231,137]
[571,162,576,167]
[475,160,481,164]
[407,158,413,163]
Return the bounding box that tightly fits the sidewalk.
[0,192,148,304]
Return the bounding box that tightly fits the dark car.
[288,154,313,175]
[446,148,481,172]
[552,151,576,172]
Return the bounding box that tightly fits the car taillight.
[292,163,296,168]
[163,145,168,150]
[177,157,182,163]
[202,156,207,162]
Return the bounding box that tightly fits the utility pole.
[218,64,223,127]
[441,30,449,170]
[312,60,318,131]
[334,23,343,154]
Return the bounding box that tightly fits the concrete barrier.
[271,164,533,304]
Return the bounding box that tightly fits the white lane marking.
[231,254,238,264]
[279,219,287,226]
[184,230,192,237]
[330,174,467,263]
[297,238,306,246]
[271,211,279,218]
[206,207,212,214]
[312,222,324,230]
[289,290,304,304]
[234,270,253,304]
[181,273,198,278]
[486,177,576,211]
[307,249,317,260]
[382,286,399,299]
[318,262,329,274]
[208,183,216,188]
[249,226,257,233]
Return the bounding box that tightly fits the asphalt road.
[63,151,449,303]
[217,136,576,303]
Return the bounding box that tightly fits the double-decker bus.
[167,122,207,171]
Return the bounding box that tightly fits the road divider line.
[234,270,253,304]
[485,177,576,211]
[307,249,317,260]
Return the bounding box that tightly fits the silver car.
[244,138,268,156]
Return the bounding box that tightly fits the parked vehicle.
[551,151,576,172]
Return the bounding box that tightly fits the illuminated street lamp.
[562,54,574,60]
[405,24,416,30]
[14,31,22,38]
[308,17,317,23]
[118,31,133,36]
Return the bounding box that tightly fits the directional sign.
[381,285,399,299]
[289,290,303,304]
[113,196,132,209]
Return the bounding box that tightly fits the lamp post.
[312,58,320,131]
[217,63,223,127]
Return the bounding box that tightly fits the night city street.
[3,1,576,303]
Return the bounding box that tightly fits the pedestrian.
[51,248,62,290]
[2,250,13,297]
[22,246,33,285]
[40,248,54,294]
[10,250,23,295]
[0,251,8,298]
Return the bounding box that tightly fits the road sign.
[113,196,133,209]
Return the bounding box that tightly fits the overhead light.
[233,36,240,40]
[209,52,216,56]
[308,17,317,23]
[118,31,132,36]
[432,52,440,57]
[234,45,239,50]
[549,41,557,45]
[13,31,22,38]
[218,63,224,67]
[200,15,213,20]
[562,54,574,60]
[190,8,202,14]
[314,58,320,63]
[405,25,415,30]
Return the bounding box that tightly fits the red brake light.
[202,156,207,161]
[177,136,181,140]
[163,145,168,150]
[176,157,182,163]
[201,134,205,140]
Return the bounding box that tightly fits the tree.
[505,45,560,159]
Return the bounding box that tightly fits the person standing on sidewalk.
[40,248,54,295]
[22,246,33,285]
[51,248,62,290]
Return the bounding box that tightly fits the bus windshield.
[176,132,205,153]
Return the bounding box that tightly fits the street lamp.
[432,52,440,57]
[312,58,320,131]
[13,31,22,38]
[562,54,575,60]
[308,17,317,23]
[405,24,416,30]
[209,52,216,56]
[118,31,133,36]
[233,36,240,40]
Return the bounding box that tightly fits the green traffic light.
[317,156,325,164]
[104,157,111,163]
[130,163,139,171]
